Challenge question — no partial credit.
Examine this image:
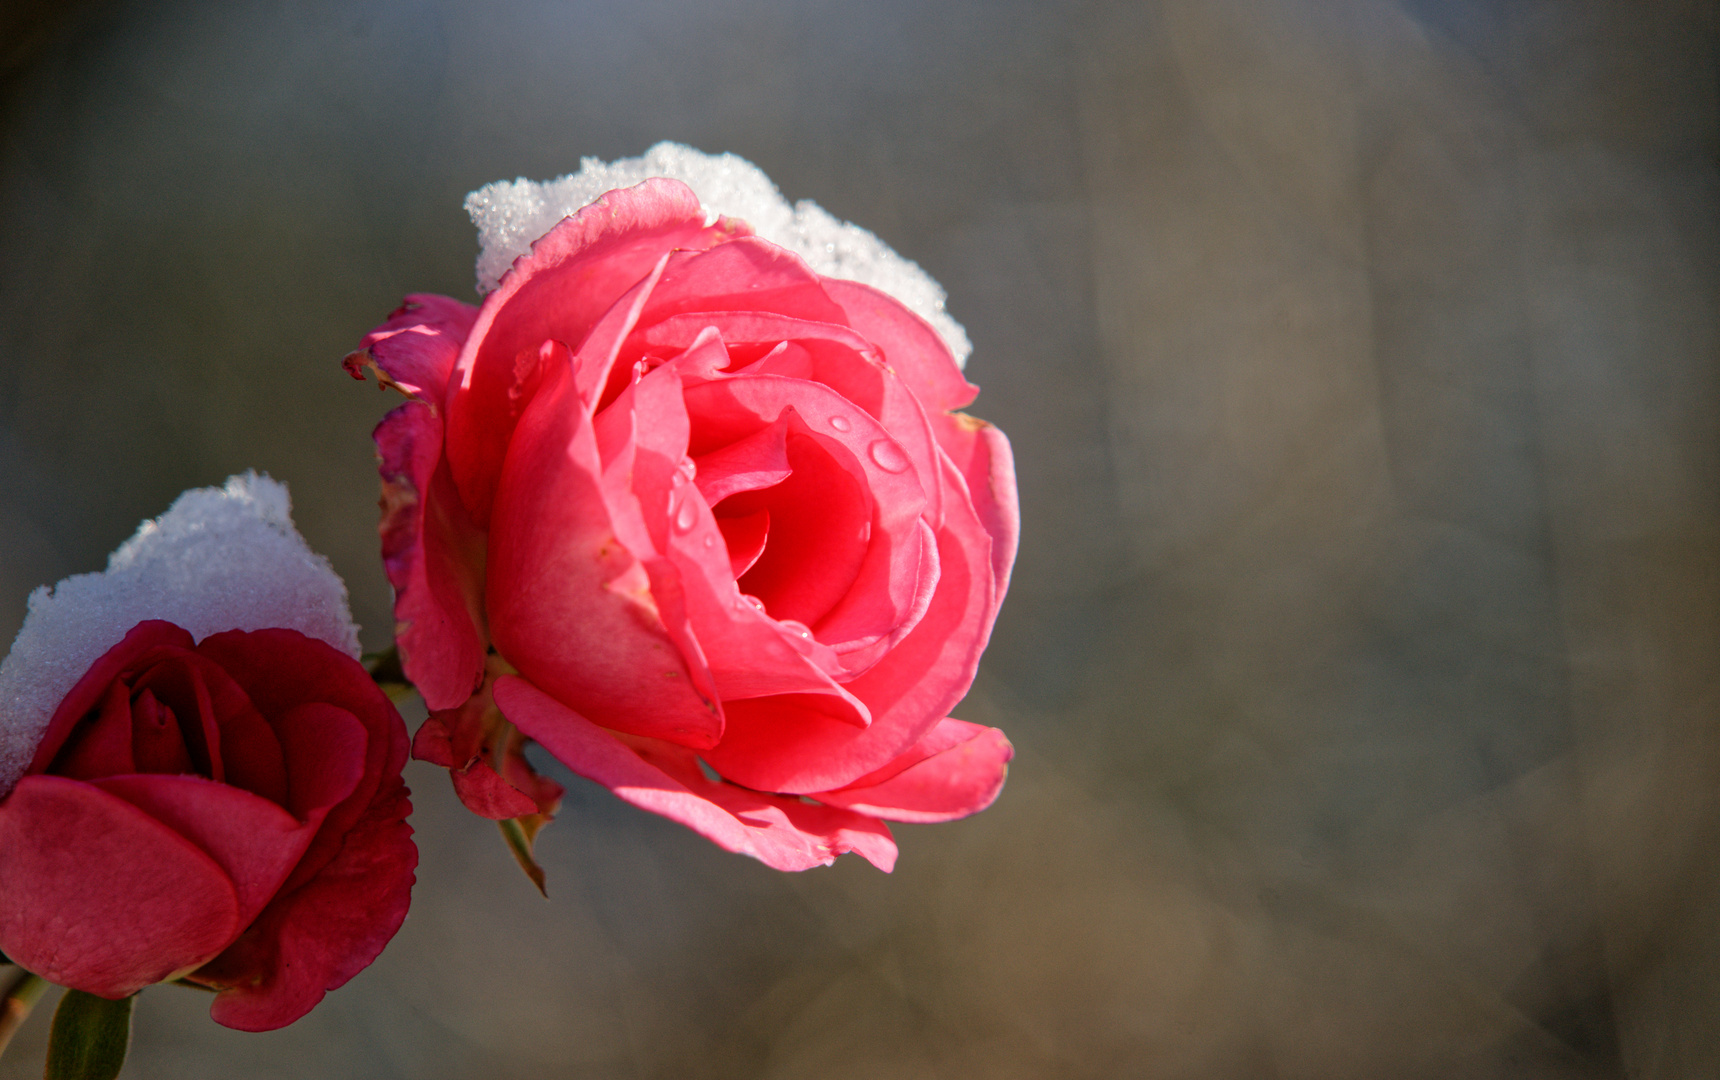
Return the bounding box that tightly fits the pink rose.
[349,177,1017,871]
[0,620,416,1031]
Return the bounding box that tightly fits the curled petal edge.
[493,676,895,872]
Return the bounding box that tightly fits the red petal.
[816,719,1013,823]
[128,688,195,775]
[494,677,894,871]
[193,631,408,896]
[131,655,224,780]
[449,759,540,820]
[271,703,368,824]
[0,775,242,997]
[94,774,313,926]
[50,681,137,780]
[28,621,193,774]
[198,772,415,1031]
[729,427,872,627]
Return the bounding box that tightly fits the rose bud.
[349,145,1016,873]
[0,476,415,1031]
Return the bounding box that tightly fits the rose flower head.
[349,144,1016,874]
[0,474,416,1031]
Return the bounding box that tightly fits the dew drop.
[869,439,910,473]
[703,534,716,549]
[828,415,852,432]
[677,457,697,483]
[674,498,698,532]
[779,619,817,652]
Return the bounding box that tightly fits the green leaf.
[45,990,133,1080]
[498,815,551,897]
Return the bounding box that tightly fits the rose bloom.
[349,178,1016,871]
[0,620,415,1031]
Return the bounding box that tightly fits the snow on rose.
[348,146,1017,873]
[0,476,416,1031]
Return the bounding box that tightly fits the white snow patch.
[0,473,359,796]
[464,142,973,367]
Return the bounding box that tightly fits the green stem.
[0,968,48,1060]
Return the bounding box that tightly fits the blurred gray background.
[2,1,1716,1077]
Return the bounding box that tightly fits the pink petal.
[0,774,242,997]
[821,279,977,413]
[634,238,847,330]
[486,353,725,747]
[94,774,314,927]
[494,677,894,872]
[347,294,489,711]
[198,771,415,1032]
[650,309,945,527]
[816,719,1013,823]
[446,179,743,527]
[702,451,998,794]
[412,710,539,821]
[345,293,477,402]
[683,374,928,648]
[412,666,561,822]
[636,401,874,722]
[729,427,873,627]
[692,413,793,506]
[375,399,488,711]
[931,412,1020,604]
[717,510,770,578]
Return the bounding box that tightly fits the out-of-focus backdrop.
[2,1,1715,1077]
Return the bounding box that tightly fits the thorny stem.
[0,967,48,1060]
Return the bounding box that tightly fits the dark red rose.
[0,620,416,1031]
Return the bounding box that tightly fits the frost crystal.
[0,473,360,796]
[464,142,973,367]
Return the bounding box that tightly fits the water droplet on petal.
[828,415,852,432]
[869,439,910,473]
[674,497,698,532]
[703,534,716,549]
[779,619,817,653]
[677,458,697,482]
